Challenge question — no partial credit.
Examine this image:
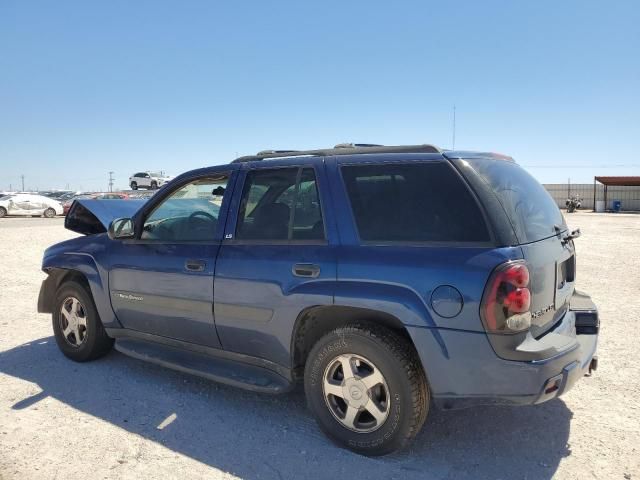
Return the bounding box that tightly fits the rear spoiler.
[65,199,145,235]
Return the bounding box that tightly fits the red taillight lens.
[481,261,532,333]
[504,288,531,313]
[502,263,529,288]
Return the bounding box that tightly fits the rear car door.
[108,168,235,347]
[213,158,336,366]
[28,195,49,214]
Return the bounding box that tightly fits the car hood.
[65,199,145,235]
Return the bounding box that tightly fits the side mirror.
[108,217,135,240]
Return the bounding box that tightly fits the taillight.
[481,261,532,333]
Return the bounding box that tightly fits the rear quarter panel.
[335,245,523,332]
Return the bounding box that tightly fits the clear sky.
[1,0,639,191]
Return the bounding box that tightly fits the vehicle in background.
[0,193,63,218]
[58,191,84,202]
[129,171,173,190]
[126,189,158,200]
[40,191,73,200]
[62,192,129,216]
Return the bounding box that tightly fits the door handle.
[292,263,320,278]
[185,259,206,272]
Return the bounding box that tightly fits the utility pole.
[21,175,25,192]
[452,105,456,150]
[108,171,114,192]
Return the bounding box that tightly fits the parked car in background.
[62,192,129,216]
[0,193,63,218]
[40,190,73,200]
[129,171,172,190]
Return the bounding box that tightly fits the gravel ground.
[0,212,638,480]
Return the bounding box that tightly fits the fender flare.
[40,252,121,328]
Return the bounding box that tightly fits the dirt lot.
[0,212,638,480]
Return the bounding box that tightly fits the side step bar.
[114,338,293,394]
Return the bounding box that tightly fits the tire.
[0,207,6,218]
[150,181,158,190]
[130,182,138,190]
[304,324,429,456]
[43,208,56,218]
[52,280,114,362]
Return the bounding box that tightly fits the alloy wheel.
[59,297,88,347]
[322,353,390,433]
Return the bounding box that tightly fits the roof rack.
[232,143,441,163]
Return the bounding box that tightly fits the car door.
[108,167,236,347]
[140,173,151,188]
[213,159,336,366]
[28,195,48,214]
[8,195,31,214]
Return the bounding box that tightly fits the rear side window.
[341,162,490,243]
[465,159,566,243]
[236,167,325,241]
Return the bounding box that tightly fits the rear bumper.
[409,292,599,410]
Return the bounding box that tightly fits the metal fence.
[543,183,640,211]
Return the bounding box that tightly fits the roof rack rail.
[232,143,441,163]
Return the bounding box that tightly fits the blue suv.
[38,144,599,456]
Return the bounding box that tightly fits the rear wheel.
[304,324,429,456]
[43,208,56,218]
[52,281,114,362]
[0,207,6,218]
[150,181,158,190]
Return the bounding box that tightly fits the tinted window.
[341,162,490,243]
[141,174,228,241]
[465,159,566,243]
[236,167,324,241]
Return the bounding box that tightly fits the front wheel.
[43,208,56,218]
[304,324,429,456]
[52,281,114,362]
[130,182,138,190]
[0,207,6,218]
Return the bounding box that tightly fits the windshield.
[465,159,566,244]
[0,195,14,201]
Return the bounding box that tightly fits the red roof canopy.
[594,176,640,187]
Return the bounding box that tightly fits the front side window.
[341,162,490,243]
[141,174,229,241]
[236,167,324,241]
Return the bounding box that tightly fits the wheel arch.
[39,252,121,328]
[290,305,419,380]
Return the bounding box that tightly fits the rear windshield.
[465,159,566,243]
[341,162,490,243]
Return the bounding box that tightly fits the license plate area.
[555,255,575,309]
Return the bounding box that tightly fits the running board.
[114,338,292,394]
